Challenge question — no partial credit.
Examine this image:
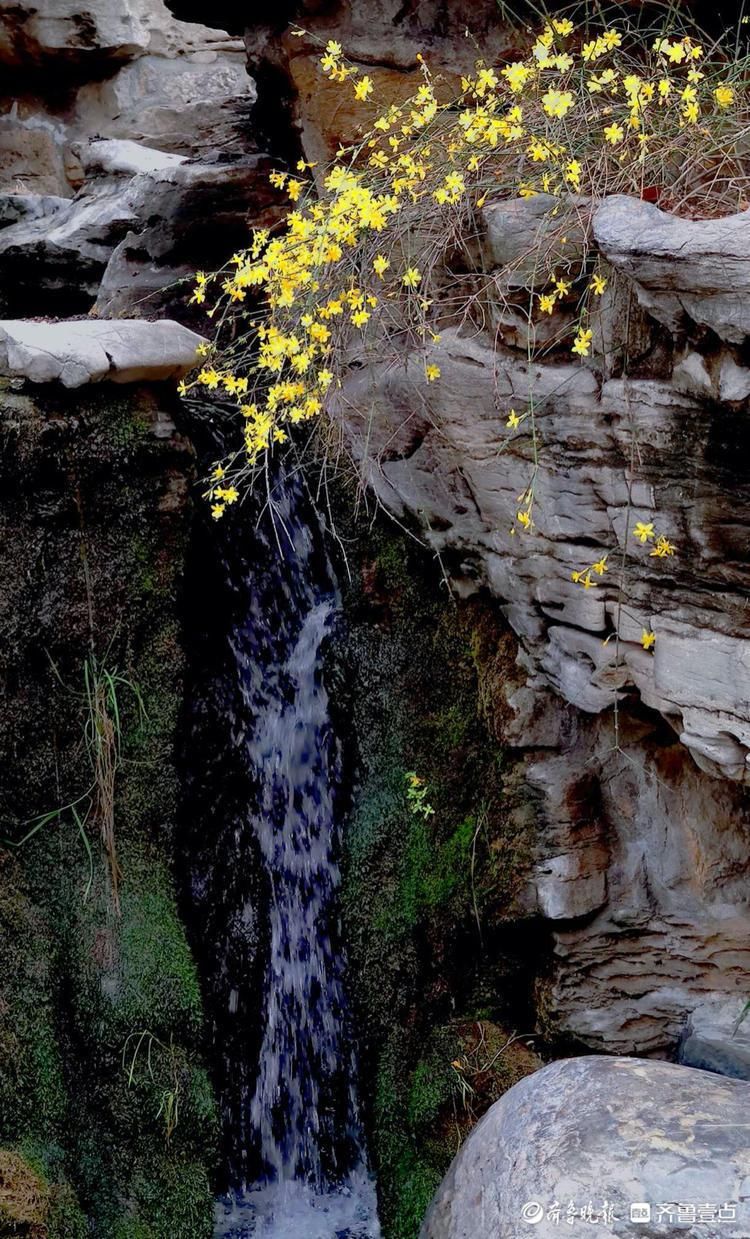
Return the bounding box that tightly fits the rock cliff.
[3,2,750,1237]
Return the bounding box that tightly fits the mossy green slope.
[0,382,216,1237]
[334,517,541,1239]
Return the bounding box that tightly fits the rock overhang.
[0,318,206,387]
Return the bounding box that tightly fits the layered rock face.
[331,190,750,1056]
[0,0,271,318]
[231,0,750,1058]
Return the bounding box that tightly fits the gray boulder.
[421,1056,750,1239]
[0,318,205,387]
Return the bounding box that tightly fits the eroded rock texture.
[328,190,750,1053]
[0,0,269,318]
[3,0,750,1194]
[422,1056,750,1239]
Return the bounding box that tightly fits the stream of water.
[199,473,379,1239]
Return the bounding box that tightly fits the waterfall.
[187,466,379,1239]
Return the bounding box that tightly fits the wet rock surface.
[421,1056,750,1239]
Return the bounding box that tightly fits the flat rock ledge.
[421,1056,750,1239]
[0,319,206,387]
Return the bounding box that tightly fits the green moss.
[0,382,214,1238]
[0,864,67,1145]
[47,1182,89,1239]
[128,1158,214,1239]
[334,513,539,1239]
[370,1033,453,1239]
[406,1059,453,1131]
[399,816,474,929]
[68,843,202,1047]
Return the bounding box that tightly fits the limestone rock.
[336,235,750,1054]
[94,158,278,317]
[594,195,750,343]
[0,0,153,65]
[338,324,750,783]
[0,0,243,66]
[76,139,187,177]
[421,1056,750,1239]
[0,182,138,315]
[679,995,750,1081]
[482,194,590,290]
[0,318,205,386]
[525,758,608,921]
[0,102,71,197]
[74,47,255,158]
[247,0,512,171]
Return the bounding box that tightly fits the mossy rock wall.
[0,380,217,1238]
[332,514,546,1239]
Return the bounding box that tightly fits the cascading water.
[185,463,379,1239]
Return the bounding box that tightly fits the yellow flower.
[650,535,676,558]
[425,363,441,382]
[641,629,656,650]
[552,18,574,35]
[591,273,607,295]
[211,504,225,520]
[592,555,608,575]
[402,266,422,288]
[581,572,595,589]
[215,486,239,504]
[516,509,532,529]
[476,66,498,94]
[506,409,521,428]
[633,521,655,543]
[198,367,221,389]
[325,39,342,56]
[286,178,302,201]
[604,122,624,145]
[528,140,551,163]
[502,61,532,93]
[714,85,734,109]
[571,328,593,357]
[601,29,622,50]
[177,380,188,396]
[565,159,582,189]
[538,293,557,314]
[588,68,617,93]
[351,308,371,327]
[269,170,287,189]
[373,254,390,277]
[541,88,574,118]
[354,75,373,101]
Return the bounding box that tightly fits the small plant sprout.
[405,772,436,820]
